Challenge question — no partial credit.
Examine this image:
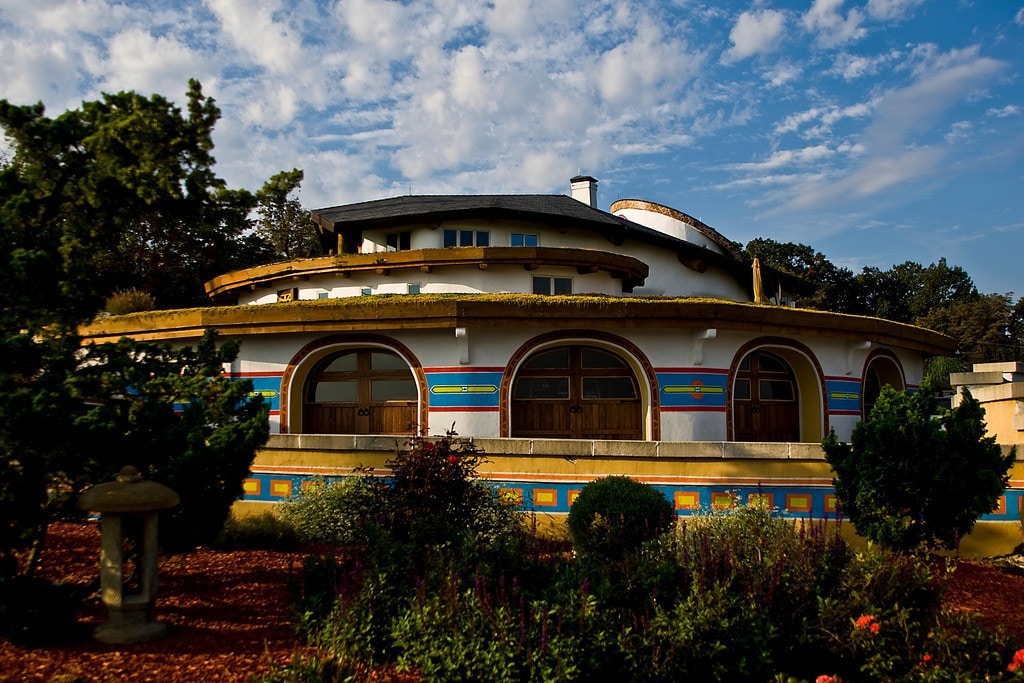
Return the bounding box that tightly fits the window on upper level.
[443,229,489,247]
[532,276,572,295]
[386,231,411,251]
[511,233,538,247]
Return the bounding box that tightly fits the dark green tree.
[0,81,274,582]
[823,386,1014,551]
[743,238,861,313]
[71,332,269,551]
[255,169,323,260]
[919,293,1019,364]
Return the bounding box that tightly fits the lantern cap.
[78,466,180,513]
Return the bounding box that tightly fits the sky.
[1,0,1021,297]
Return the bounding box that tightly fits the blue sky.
[1,0,1021,297]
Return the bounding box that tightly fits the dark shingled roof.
[310,193,814,296]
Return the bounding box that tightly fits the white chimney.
[570,175,598,208]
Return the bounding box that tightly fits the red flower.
[422,442,435,452]
[870,622,880,633]
[446,455,459,464]
[920,653,933,666]
[815,676,836,683]
[854,614,876,630]
[1008,648,1024,672]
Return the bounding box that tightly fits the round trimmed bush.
[567,475,674,561]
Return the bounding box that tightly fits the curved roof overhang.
[80,295,957,356]
[204,247,650,304]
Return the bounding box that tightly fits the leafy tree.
[255,169,324,260]
[0,81,274,581]
[919,293,1019,364]
[744,238,861,313]
[823,386,1014,551]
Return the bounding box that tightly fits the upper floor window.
[511,233,538,247]
[533,276,572,295]
[443,229,489,247]
[386,231,411,251]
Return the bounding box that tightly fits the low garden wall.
[235,434,1023,557]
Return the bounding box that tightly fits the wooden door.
[733,351,800,442]
[303,349,417,435]
[511,346,642,440]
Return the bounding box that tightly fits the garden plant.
[261,429,1024,683]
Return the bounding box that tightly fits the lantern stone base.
[93,603,168,645]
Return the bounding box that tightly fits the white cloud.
[485,0,574,39]
[802,0,866,47]
[0,36,87,108]
[830,49,900,80]
[944,120,973,143]
[728,145,837,171]
[867,52,1007,150]
[597,17,703,108]
[865,0,925,21]
[723,9,786,62]
[99,28,208,97]
[986,104,1021,118]
[1015,7,1024,27]
[205,0,306,74]
[765,62,803,87]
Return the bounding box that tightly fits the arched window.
[733,350,801,442]
[510,345,642,440]
[303,348,418,435]
[862,353,905,419]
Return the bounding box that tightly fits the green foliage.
[567,475,674,563]
[71,330,270,551]
[255,169,324,260]
[279,475,385,547]
[824,385,1014,551]
[104,288,157,315]
[215,511,299,551]
[0,81,282,585]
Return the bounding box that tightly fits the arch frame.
[280,334,428,435]
[860,348,906,420]
[499,330,661,440]
[727,337,828,443]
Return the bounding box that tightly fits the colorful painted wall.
[234,435,1023,557]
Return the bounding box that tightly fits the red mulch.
[2,523,1024,682]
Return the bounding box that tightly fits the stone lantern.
[78,465,180,644]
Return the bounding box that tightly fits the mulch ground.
[2,523,1024,682]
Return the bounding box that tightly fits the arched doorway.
[510,345,643,440]
[862,352,905,419]
[302,348,418,435]
[732,350,801,442]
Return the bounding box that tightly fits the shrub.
[823,385,1015,551]
[567,475,674,563]
[279,474,386,548]
[215,510,299,550]
[104,288,156,315]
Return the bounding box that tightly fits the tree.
[823,386,1014,551]
[919,293,1019,365]
[0,81,274,583]
[71,332,269,551]
[255,169,324,260]
[743,238,861,313]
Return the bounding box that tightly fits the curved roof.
[80,294,957,356]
